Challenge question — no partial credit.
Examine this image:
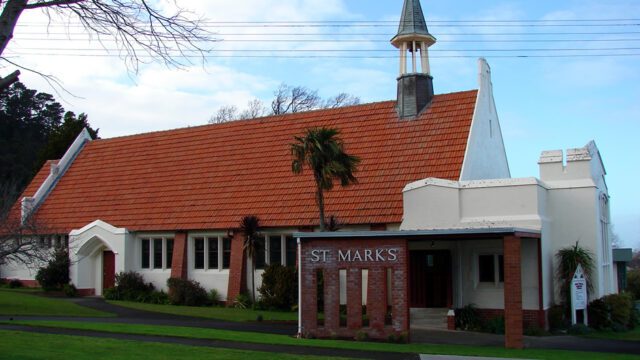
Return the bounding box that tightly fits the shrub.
[548,304,567,331]
[8,279,23,288]
[258,264,298,310]
[35,248,70,291]
[455,304,482,331]
[166,277,209,306]
[484,316,505,334]
[524,325,547,336]
[234,293,251,309]
[588,298,611,330]
[147,290,169,305]
[627,269,640,300]
[63,283,77,297]
[603,292,633,328]
[209,289,221,306]
[105,271,155,301]
[568,323,590,335]
[354,330,368,341]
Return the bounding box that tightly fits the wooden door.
[102,250,115,291]
[409,250,451,308]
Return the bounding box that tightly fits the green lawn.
[108,300,297,322]
[584,327,640,342]
[0,329,348,360]
[0,289,112,317]
[7,320,640,360]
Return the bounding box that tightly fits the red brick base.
[1,279,39,288]
[475,309,547,330]
[77,288,96,296]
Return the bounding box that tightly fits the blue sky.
[8,0,639,248]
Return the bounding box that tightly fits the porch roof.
[293,227,541,241]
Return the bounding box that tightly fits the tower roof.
[395,0,431,38]
[390,0,436,47]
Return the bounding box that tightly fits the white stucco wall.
[459,58,510,181]
[402,141,613,309]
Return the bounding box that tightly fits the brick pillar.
[367,268,387,337]
[346,268,363,330]
[301,265,318,335]
[324,268,340,331]
[170,232,188,279]
[504,235,523,349]
[226,232,246,306]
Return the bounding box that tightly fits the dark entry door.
[103,251,115,291]
[409,250,451,308]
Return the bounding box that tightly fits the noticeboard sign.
[570,264,588,325]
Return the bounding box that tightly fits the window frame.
[190,234,231,272]
[139,235,174,270]
[475,251,504,287]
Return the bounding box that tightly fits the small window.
[194,237,205,269]
[255,237,266,269]
[222,237,231,269]
[166,239,174,269]
[141,239,150,269]
[269,235,281,265]
[478,254,495,282]
[285,236,296,266]
[208,237,219,269]
[153,238,163,269]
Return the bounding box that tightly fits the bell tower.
[391,0,436,119]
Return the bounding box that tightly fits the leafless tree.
[323,92,360,109]
[271,83,321,115]
[239,98,267,119]
[209,105,238,124]
[0,0,212,90]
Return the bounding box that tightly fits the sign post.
[570,264,588,325]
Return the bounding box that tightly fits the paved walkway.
[2,297,639,359]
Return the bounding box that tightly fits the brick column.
[226,232,246,306]
[367,268,387,337]
[170,232,188,279]
[346,268,363,330]
[301,264,318,335]
[324,268,340,331]
[504,235,523,349]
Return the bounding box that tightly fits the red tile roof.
[18,90,478,232]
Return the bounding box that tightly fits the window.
[141,239,150,269]
[269,235,282,265]
[478,254,504,284]
[254,237,266,269]
[194,237,205,269]
[222,237,231,269]
[153,238,163,269]
[141,237,174,270]
[193,236,231,271]
[208,237,219,269]
[166,239,174,268]
[285,236,296,266]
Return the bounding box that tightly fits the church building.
[2,0,615,349]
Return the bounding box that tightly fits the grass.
[0,330,348,360]
[6,320,640,360]
[108,300,297,322]
[0,288,112,317]
[583,327,640,342]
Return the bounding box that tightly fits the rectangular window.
[141,239,150,269]
[498,255,504,283]
[478,254,495,282]
[208,237,219,269]
[222,237,231,269]
[153,238,163,269]
[194,237,205,269]
[285,236,296,266]
[166,239,174,269]
[255,237,266,269]
[269,235,282,265]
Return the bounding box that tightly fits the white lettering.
[388,248,398,261]
[375,249,385,261]
[321,250,330,262]
[364,249,373,261]
[338,250,351,262]
[311,249,321,262]
[352,250,362,261]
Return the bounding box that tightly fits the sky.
[4,0,639,249]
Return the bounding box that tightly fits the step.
[410,308,449,330]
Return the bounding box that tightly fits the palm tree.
[556,241,595,306]
[240,215,261,304]
[291,127,360,231]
